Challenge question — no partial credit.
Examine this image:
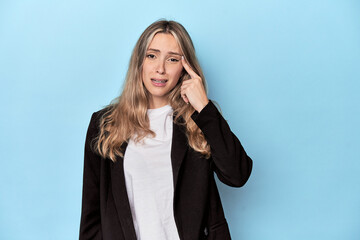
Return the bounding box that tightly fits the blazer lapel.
[111,140,137,240]
[110,114,188,239]
[170,114,189,191]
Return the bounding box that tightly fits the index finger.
[181,56,199,79]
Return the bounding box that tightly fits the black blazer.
[79,99,253,240]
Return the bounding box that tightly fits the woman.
[79,19,253,240]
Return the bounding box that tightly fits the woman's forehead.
[148,33,181,54]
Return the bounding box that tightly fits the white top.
[123,104,180,240]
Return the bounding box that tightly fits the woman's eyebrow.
[148,48,182,56]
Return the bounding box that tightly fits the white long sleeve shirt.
[123,104,180,240]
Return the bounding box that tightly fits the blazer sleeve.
[79,112,103,240]
[191,99,253,187]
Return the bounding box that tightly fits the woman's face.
[142,33,184,109]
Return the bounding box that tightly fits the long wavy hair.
[93,19,221,162]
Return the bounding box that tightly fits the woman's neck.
[148,97,169,109]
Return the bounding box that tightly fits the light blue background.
[1,0,359,239]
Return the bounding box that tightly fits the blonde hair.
[93,19,220,162]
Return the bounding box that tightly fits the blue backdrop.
[1,0,359,239]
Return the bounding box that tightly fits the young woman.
[79,19,253,240]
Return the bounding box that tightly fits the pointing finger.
[181,56,199,79]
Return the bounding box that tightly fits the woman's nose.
[156,60,166,74]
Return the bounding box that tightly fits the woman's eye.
[146,54,155,59]
[169,58,179,62]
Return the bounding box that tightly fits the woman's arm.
[79,112,103,240]
[191,100,253,187]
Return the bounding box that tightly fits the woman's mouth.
[151,78,168,87]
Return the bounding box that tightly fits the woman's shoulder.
[93,105,115,119]
[88,105,114,130]
[94,105,112,117]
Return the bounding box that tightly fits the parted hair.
[93,19,219,162]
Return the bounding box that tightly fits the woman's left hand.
[180,56,209,112]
